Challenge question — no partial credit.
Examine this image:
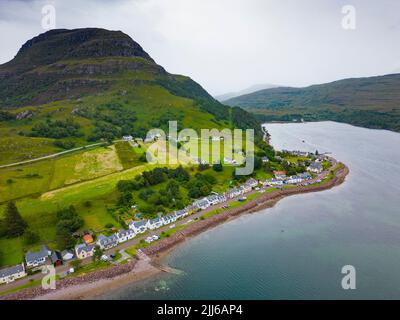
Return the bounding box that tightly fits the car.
[109,254,116,259]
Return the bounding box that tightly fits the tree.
[212,163,223,172]
[4,201,27,238]
[23,229,40,245]
[93,245,104,261]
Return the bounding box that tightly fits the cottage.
[193,198,211,210]
[174,209,187,219]
[129,220,149,234]
[261,157,269,163]
[259,179,269,186]
[50,251,63,267]
[162,214,177,225]
[268,178,284,186]
[286,175,303,184]
[25,245,51,268]
[297,172,312,180]
[148,217,164,230]
[122,135,133,141]
[226,188,242,199]
[61,250,75,261]
[240,184,252,194]
[75,243,96,260]
[0,264,27,284]
[206,194,220,206]
[217,194,227,203]
[97,234,119,250]
[308,162,323,174]
[117,229,136,243]
[246,178,259,188]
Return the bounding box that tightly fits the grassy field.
[0,145,125,203]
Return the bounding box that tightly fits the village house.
[193,198,211,210]
[0,264,27,284]
[286,175,304,184]
[268,178,284,186]
[298,172,312,180]
[174,209,188,219]
[246,178,259,188]
[240,184,252,194]
[261,157,269,163]
[259,179,269,187]
[75,243,96,260]
[206,194,221,206]
[148,217,164,230]
[129,220,149,234]
[97,234,119,250]
[308,162,323,174]
[61,250,75,261]
[226,188,242,199]
[162,214,177,225]
[217,194,227,203]
[25,245,51,268]
[122,135,133,141]
[116,229,136,243]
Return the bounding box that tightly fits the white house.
[97,234,119,250]
[246,178,259,188]
[217,194,227,203]
[206,194,221,206]
[174,209,188,220]
[148,217,164,230]
[193,198,211,210]
[268,178,284,186]
[240,184,252,194]
[0,264,27,284]
[226,188,242,199]
[129,220,149,234]
[117,229,136,243]
[75,243,96,260]
[308,162,323,174]
[122,135,133,141]
[162,214,177,225]
[286,175,303,184]
[25,245,51,268]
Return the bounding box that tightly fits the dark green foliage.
[27,118,82,139]
[117,191,134,208]
[54,139,76,149]
[23,229,40,245]
[226,74,400,133]
[187,173,215,199]
[88,121,121,142]
[3,201,27,238]
[212,163,223,172]
[93,245,103,261]
[56,205,83,250]
[0,111,14,121]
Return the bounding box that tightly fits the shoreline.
[1,164,349,300]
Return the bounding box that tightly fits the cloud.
[0,0,399,95]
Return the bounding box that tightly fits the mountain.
[0,28,261,165]
[224,74,400,132]
[215,83,277,102]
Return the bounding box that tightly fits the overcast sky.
[1,0,399,95]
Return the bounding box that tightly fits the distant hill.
[224,74,400,132]
[215,83,277,102]
[0,28,261,164]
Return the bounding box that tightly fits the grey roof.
[150,217,162,224]
[25,245,50,263]
[131,220,148,228]
[98,234,118,246]
[61,250,74,257]
[163,214,175,220]
[75,243,95,255]
[118,229,135,238]
[309,162,323,169]
[0,264,25,278]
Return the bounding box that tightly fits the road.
[0,161,338,294]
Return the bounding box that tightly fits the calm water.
[100,121,400,299]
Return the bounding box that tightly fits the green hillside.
[0,28,260,165]
[224,73,400,132]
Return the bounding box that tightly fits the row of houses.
[259,172,313,187]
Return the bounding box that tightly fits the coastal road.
[0,162,337,294]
